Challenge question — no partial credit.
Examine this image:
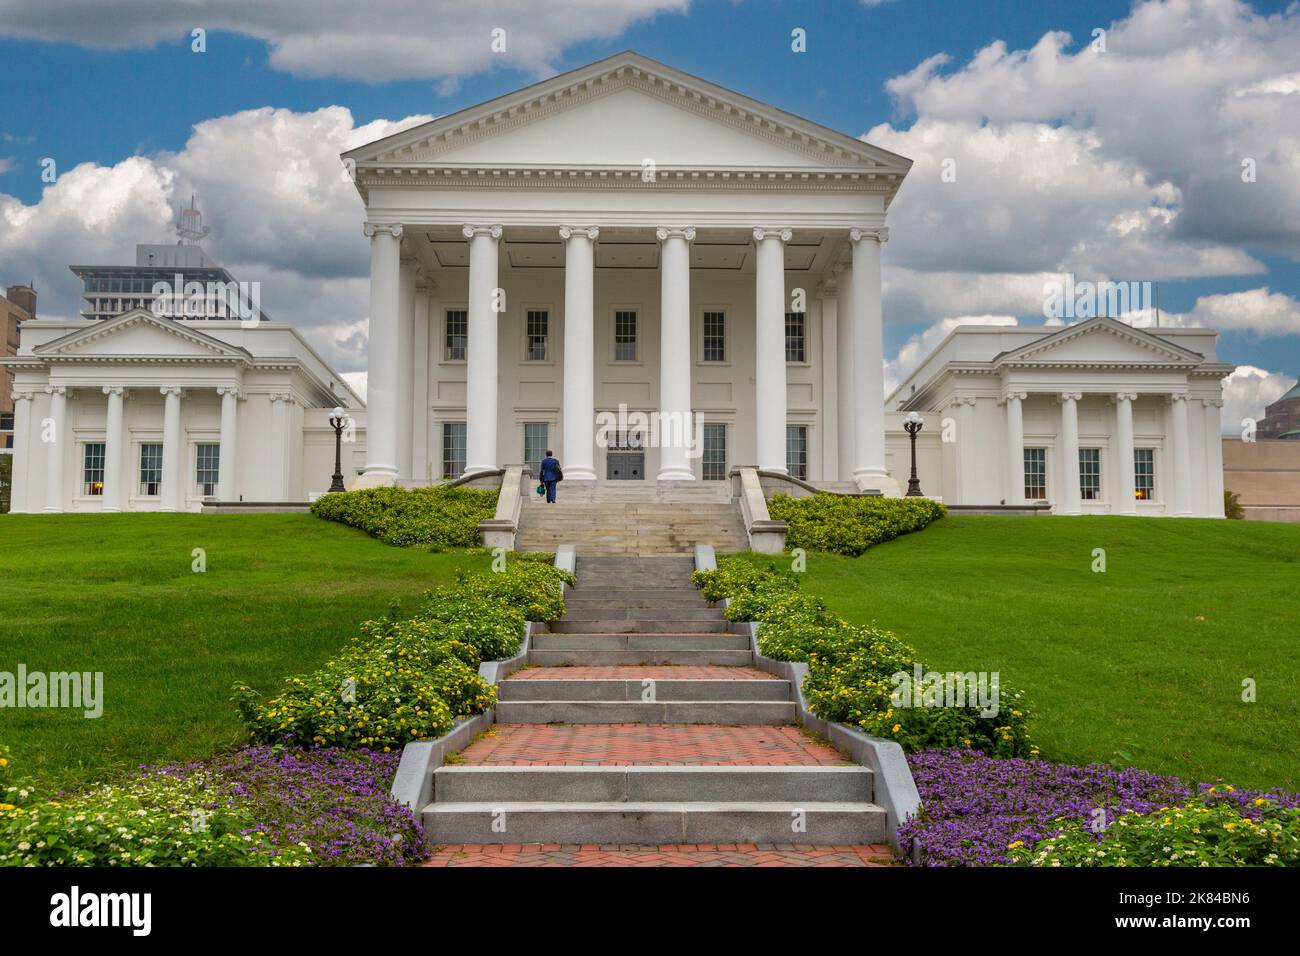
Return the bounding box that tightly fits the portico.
[343,52,911,490]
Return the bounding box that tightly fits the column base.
[42,506,64,514]
[353,470,398,490]
[656,467,696,482]
[854,471,901,496]
[562,466,597,482]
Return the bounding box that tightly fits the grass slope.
[751,515,1300,790]
[0,514,489,791]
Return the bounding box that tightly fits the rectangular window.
[614,310,638,361]
[83,442,105,496]
[1079,448,1102,500]
[195,443,220,498]
[702,423,727,481]
[441,423,467,479]
[784,312,806,363]
[1135,448,1155,501]
[0,411,13,431]
[702,311,726,362]
[139,443,163,496]
[523,423,549,478]
[786,425,808,480]
[525,310,549,361]
[445,309,468,361]
[1024,447,1047,500]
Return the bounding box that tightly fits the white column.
[819,285,839,481]
[9,390,33,513]
[217,386,240,502]
[1058,391,1081,515]
[102,386,125,512]
[836,264,855,481]
[270,393,292,499]
[463,224,502,475]
[1171,393,1192,516]
[159,386,183,512]
[361,222,403,481]
[412,282,431,482]
[1114,392,1137,515]
[397,258,417,480]
[561,226,599,481]
[754,227,791,473]
[658,226,696,481]
[44,385,68,513]
[1003,391,1025,505]
[954,397,976,503]
[1203,398,1225,517]
[850,227,889,489]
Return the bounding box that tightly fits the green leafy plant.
[311,485,499,547]
[766,493,946,556]
[1224,489,1245,520]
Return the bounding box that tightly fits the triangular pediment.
[345,51,911,176]
[994,317,1204,367]
[35,309,251,361]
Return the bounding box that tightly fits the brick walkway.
[508,665,772,681]
[454,724,850,766]
[426,843,895,867]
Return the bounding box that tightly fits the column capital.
[816,277,838,298]
[216,385,243,399]
[949,396,978,409]
[1001,390,1028,404]
[46,384,68,396]
[102,385,125,397]
[753,227,792,243]
[560,225,600,241]
[269,391,296,404]
[1202,397,1224,408]
[363,221,403,239]
[11,389,36,403]
[159,385,184,398]
[1058,391,1082,403]
[462,224,503,240]
[1169,392,1189,403]
[1113,391,1138,403]
[656,226,695,242]
[850,226,889,244]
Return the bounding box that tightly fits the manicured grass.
[0,514,490,792]
[736,516,1300,790]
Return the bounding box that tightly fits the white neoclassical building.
[4,51,1232,517]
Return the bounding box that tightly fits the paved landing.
[425,843,895,867]
[454,724,849,766]
[508,665,773,681]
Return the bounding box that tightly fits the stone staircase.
[515,487,749,555]
[421,554,887,847]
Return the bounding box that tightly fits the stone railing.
[728,466,787,553]
[477,464,528,549]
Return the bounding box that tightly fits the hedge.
[692,559,1034,758]
[767,493,946,556]
[311,485,499,548]
[233,560,573,750]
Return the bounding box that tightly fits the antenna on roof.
[175,195,210,246]
[1154,282,1160,328]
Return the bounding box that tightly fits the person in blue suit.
[538,450,562,504]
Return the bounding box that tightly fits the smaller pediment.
[34,309,251,361]
[994,317,1204,367]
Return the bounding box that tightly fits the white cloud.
[342,371,368,402]
[1221,365,1295,434]
[884,314,1018,394]
[0,0,689,82]
[1185,288,1300,337]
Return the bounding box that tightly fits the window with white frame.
[614,310,638,361]
[1024,447,1047,499]
[195,443,220,497]
[786,425,809,480]
[83,442,105,496]
[525,310,549,361]
[702,311,725,362]
[442,423,467,479]
[784,312,806,363]
[523,423,549,478]
[702,423,727,480]
[1079,448,1102,500]
[1135,448,1155,500]
[139,443,163,496]
[444,309,468,361]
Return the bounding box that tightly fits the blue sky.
[1,0,1297,421]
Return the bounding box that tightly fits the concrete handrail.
[692,543,921,850]
[477,465,528,549]
[446,467,505,488]
[730,466,787,554]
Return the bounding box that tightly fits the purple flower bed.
[900,748,1300,867]
[149,747,428,867]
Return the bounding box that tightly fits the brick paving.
[425,843,895,867]
[508,665,772,681]
[454,724,850,766]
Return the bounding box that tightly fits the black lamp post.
[903,411,924,497]
[328,406,348,493]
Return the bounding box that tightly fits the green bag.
[536,484,546,496]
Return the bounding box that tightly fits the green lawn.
[0,514,490,792]
[744,515,1300,790]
